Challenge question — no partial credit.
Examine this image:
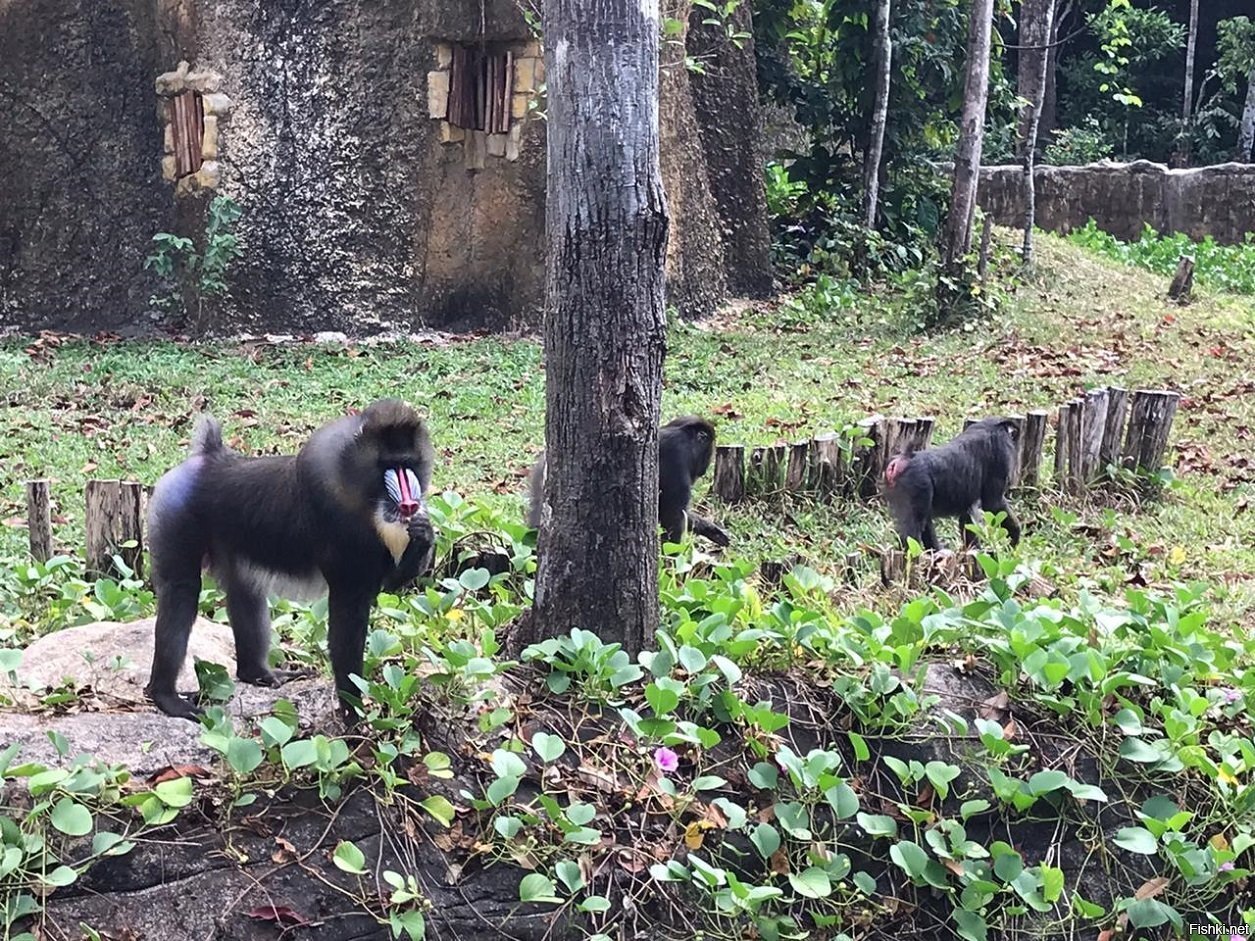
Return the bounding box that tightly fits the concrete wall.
[0,0,172,332]
[978,160,1255,245]
[0,0,770,335]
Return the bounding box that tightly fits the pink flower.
[1219,687,1242,704]
[1218,861,1235,872]
[654,747,679,774]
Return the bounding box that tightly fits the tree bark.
[1179,0,1199,167]
[521,0,669,656]
[863,0,893,228]
[1038,0,1070,148]
[938,0,996,271]
[1239,69,1255,162]
[1018,0,1055,266]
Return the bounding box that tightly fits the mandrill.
[145,399,436,720]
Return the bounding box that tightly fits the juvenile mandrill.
[145,399,436,720]
[527,416,731,547]
[883,417,1021,552]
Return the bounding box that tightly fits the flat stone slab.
[0,618,338,773]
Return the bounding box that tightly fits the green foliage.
[144,194,244,328]
[1,747,139,935]
[1067,219,1255,295]
[753,0,1017,292]
[1042,117,1114,166]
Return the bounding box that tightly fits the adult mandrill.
[145,399,436,720]
[527,415,730,547]
[883,417,1021,552]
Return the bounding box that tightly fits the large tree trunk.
[1239,69,1255,162]
[1178,0,1199,167]
[688,0,774,296]
[1018,0,1055,266]
[863,0,892,228]
[521,0,669,655]
[937,0,996,271]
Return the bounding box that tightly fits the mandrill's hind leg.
[147,573,205,720]
[222,570,280,686]
[221,568,307,688]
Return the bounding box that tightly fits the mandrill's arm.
[381,516,436,592]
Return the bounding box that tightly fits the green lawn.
[3,229,1254,939]
[2,231,1254,627]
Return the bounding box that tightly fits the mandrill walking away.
[145,399,436,720]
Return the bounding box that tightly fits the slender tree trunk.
[1018,0,1055,266]
[938,0,996,271]
[1039,0,1070,147]
[863,0,893,228]
[1239,70,1255,162]
[520,0,669,654]
[1179,0,1199,167]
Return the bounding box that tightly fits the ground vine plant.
[1,494,1252,939]
[1067,220,1255,296]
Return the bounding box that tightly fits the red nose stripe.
[395,467,419,518]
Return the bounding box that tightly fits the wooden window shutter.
[446,45,513,133]
[169,90,205,177]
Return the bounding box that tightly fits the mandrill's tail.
[190,414,226,457]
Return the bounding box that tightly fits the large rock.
[0,618,338,774]
[9,616,231,700]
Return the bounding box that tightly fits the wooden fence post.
[1019,410,1048,487]
[785,441,811,493]
[1078,388,1110,486]
[25,480,53,563]
[713,445,745,503]
[84,479,145,579]
[1122,390,1180,475]
[810,432,847,498]
[1099,386,1129,473]
[854,417,883,499]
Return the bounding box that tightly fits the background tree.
[1216,16,1255,161]
[863,0,893,227]
[1017,0,1057,265]
[517,0,669,654]
[937,0,996,282]
[1177,0,1200,165]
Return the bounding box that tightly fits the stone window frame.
[427,40,542,168]
[155,61,231,195]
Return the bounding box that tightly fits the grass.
[3,230,1255,629]
[2,228,1254,940]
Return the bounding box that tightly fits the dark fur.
[145,399,436,720]
[526,416,730,547]
[883,417,1022,551]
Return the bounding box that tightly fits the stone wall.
[0,0,172,333]
[0,0,769,335]
[977,160,1255,245]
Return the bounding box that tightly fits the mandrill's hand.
[382,513,436,592]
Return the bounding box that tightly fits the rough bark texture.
[1017,0,1055,265]
[976,160,1255,245]
[938,0,995,269]
[1239,70,1255,162]
[522,0,668,655]
[688,0,774,297]
[1179,0,1200,166]
[657,0,728,317]
[863,0,892,229]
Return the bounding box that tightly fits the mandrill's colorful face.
[383,466,422,521]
